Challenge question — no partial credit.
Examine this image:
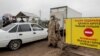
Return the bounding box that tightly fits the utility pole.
[38,10,41,24]
[39,10,41,20]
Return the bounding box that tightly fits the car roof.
[13,22,37,25]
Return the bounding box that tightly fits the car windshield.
[2,24,16,31]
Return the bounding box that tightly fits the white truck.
[50,6,82,36]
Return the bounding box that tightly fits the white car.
[0,23,48,50]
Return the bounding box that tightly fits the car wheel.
[8,40,22,51]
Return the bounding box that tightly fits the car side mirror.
[41,28,44,30]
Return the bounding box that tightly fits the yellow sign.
[65,18,100,49]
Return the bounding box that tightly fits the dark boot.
[48,43,53,47]
[53,43,57,48]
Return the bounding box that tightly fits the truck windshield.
[2,24,16,31]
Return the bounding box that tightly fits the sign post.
[65,18,100,49]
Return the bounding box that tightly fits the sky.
[0,0,100,20]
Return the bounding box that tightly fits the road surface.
[1,39,99,56]
[0,39,62,56]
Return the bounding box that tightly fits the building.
[15,11,39,23]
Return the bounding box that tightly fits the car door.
[31,24,47,40]
[9,25,18,40]
[17,24,35,43]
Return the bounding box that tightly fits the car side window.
[31,24,43,31]
[9,25,18,33]
[18,24,31,32]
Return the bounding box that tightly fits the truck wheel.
[8,40,22,51]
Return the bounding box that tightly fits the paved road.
[0,39,62,56]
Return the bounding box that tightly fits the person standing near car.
[2,16,11,27]
[48,15,61,48]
